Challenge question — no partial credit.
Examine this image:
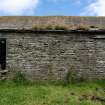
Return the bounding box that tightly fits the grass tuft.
[13,71,29,85]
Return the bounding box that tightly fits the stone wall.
[0,31,105,81]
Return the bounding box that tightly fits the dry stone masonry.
[0,16,105,81]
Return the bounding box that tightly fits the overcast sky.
[0,0,104,16]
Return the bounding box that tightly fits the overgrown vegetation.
[0,72,105,105]
[64,66,78,85]
[0,80,105,105]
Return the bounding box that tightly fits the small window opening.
[0,39,6,70]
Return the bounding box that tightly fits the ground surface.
[0,81,105,105]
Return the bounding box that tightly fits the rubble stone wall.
[0,32,105,81]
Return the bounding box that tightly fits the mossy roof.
[0,16,105,31]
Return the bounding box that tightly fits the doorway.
[0,38,6,70]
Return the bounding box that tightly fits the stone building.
[0,16,105,81]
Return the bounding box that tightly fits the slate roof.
[0,16,105,31]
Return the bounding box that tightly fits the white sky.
[83,0,105,16]
[0,0,39,15]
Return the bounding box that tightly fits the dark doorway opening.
[0,39,6,70]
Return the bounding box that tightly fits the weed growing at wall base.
[13,71,30,85]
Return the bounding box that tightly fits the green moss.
[76,25,90,31]
[54,25,68,30]
[32,24,69,30]
[32,24,105,31]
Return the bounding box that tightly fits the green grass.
[0,80,105,105]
